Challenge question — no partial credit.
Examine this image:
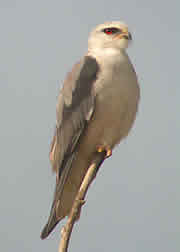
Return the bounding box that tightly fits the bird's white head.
[88,21,132,53]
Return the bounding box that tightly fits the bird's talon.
[106,149,112,158]
[97,145,112,158]
[97,146,104,153]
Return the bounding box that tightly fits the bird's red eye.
[103,27,120,35]
[104,28,113,35]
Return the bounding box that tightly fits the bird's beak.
[114,30,132,41]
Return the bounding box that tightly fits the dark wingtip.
[40,219,59,240]
[40,224,49,240]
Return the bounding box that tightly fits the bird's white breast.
[86,48,140,149]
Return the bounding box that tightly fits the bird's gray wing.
[41,56,99,239]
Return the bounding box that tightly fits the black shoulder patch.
[62,56,99,120]
[80,56,99,80]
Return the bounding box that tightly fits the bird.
[41,21,140,239]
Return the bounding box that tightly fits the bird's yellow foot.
[97,145,112,158]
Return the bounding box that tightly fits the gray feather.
[41,56,99,239]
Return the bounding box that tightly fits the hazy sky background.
[0,0,179,251]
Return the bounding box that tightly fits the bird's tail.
[41,150,77,239]
[40,204,59,239]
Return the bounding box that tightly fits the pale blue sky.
[0,1,179,251]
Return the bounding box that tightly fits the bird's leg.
[96,144,112,158]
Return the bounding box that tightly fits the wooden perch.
[59,151,107,252]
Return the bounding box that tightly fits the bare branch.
[58,151,106,252]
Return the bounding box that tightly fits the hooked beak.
[114,30,132,41]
